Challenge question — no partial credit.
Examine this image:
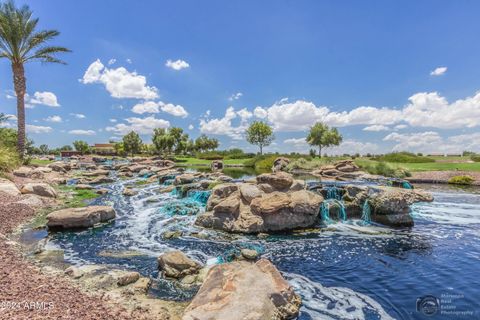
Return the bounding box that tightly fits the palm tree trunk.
[12,63,26,158]
[260,145,263,155]
[318,145,322,158]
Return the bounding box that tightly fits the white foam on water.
[321,220,395,238]
[285,273,395,320]
[412,201,480,225]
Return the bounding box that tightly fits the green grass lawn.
[29,158,54,166]
[175,157,251,166]
[355,158,480,172]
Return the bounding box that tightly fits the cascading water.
[320,199,347,224]
[187,190,211,205]
[326,186,342,200]
[402,181,413,189]
[361,200,371,225]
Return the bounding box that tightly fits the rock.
[251,192,291,215]
[163,230,183,239]
[239,184,263,203]
[96,188,109,195]
[14,194,44,208]
[211,160,223,171]
[13,166,32,177]
[289,179,305,191]
[206,183,239,210]
[272,157,290,173]
[158,250,201,279]
[256,172,294,190]
[122,188,138,196]
[76,184,94,190]
[82,169,109,177]
[116,271,140,286]
[127,164,147,173]
[97,250,147,259]
[48,162,68,173]
[89,176,115,184]
[241,248,259,260]
[65,266,84,279]
[21,183,57,198]
[0,178,20,196]
[213,192,240,215]
[46,205,116,229]
[182,259,301,320]
[174,173,196,185]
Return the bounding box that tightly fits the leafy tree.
[152,128,175,155]
[73,140,90,155]
[123,131,143,156]
[39,144,49,154]
[113,142,126,156]
[194,134,219,153]
[0,112,9,123]
[0,1,70,157]
[246,121,274,155]
[306,122,343,157]
[60,145,72,151]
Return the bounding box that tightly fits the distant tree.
[152,128,174,155]
[113,142,125,156]
[73,140,90,155]
[194,134,219,153]
[123,131,142,157]
[246,121,274,155]
[306,122,342,158]
[39,144,49,154]
[0,0,70,157]
[0,113,9,123]
[60,145,72,151]
[309,149,317,158]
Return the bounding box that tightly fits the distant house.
[91,143,116,155]
[60,150,82,157]
[427,153,462,157]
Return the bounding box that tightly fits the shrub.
[448,175,474,185]
[254,155,277,169]
[195,152,224,160]
[0,145,20,173]
[373,152,435,163]
[356,160,409,178]
[471,155,480,162]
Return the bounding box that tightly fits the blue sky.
[1,0,480,154]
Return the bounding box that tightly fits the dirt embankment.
[407,171,480,185]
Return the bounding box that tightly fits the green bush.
[448,175,474,185]
[195,152,224,160]
[373,152,435,163]
[0,145,20,173]
[357,160,409,178]
[471,155,480,162]
[254,155,277,169]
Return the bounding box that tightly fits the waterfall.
[326,186,342,200]
[187,190,211,204]
[320,199,347,224]
[361,200,371,224]
[402,181,413,189]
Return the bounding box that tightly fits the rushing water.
[45,172,480,320]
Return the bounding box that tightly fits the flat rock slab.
[47,205,115,229]
[182,259,301,320]
[21,183,57,198]
[0,178,20,196]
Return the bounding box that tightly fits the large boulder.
[0,178,20,196]
[239,183,263,203]
[182,259,301,320]
[157,250,201,278]
[272,157,290,173]
[174,173,196,185]
[21,183,57,198]
[206,183,239,210]
[256,172,294,190]
[47,206,116,229]
[211,160,223,171]
[13,166,33,177]
[48,162,69,173]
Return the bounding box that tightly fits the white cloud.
[68,129,96,135]
[70,113,86,119]
[363,125,389,131]
[44,115,62,123]
[132,101,160,114]
[430,66,447,76]
[160,103,188,118]
[131,101,188,117]
[188,124,194,130]
[106,116,170,135]
[81,59,158,100]
[329,140,380,155]
[237,108,252,121]
[26,124,52,133]
[108,58,116,65]
[383,131,442,151]
[165,59,190,71]
[25,91,60,107]
[228,92,243,101]
[394,124,407,130]
[253,106,268,119]
[265,100,330,131]
[199,106,247,140]
[109,118,117,123]
[126,58,132,64]
[284,138,308,147]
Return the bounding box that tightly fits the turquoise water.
[46,174,480,319]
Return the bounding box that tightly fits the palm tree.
[0,0,70,157]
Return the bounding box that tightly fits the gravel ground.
[0,191,138,320]
[408,170,480,185]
